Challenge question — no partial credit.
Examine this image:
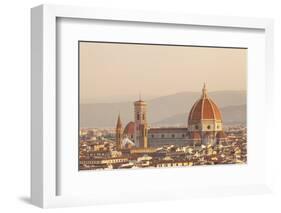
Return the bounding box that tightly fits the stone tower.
[134,97,148,148]
[116,114,123,150]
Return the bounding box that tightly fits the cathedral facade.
[116,84,226,149]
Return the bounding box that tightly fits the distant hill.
[80,91,246,128]
[153,104,246,126]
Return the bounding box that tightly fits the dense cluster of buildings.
[79,84,247,170]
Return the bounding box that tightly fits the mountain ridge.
[80,91,246,128]
[152,104,246,126]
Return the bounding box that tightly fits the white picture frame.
[31,4,274,208]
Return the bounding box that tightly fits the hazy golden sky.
[80,42,247,103]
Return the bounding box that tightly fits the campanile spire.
[116,113,123,150]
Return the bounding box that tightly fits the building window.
[151,134,154,138]
[195,125,199,130]
[172,134,175,138]
[217,125,220,129]
[182,134,185,138]
[161,134,165,138]
[143,114,145,120]
[137,113,140,120]
[207,125,211,129]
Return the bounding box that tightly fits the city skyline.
[80,84,247,170]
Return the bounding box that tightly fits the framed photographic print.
[31,4,274,208]
[78,41,247,170]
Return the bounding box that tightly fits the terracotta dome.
[123,121,135,135]
[188,84,222,124]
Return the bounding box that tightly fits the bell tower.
[115,114,123,150]
[134,96,148,148]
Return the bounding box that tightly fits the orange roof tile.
[188,84,222,124]
[123,121,135,135]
